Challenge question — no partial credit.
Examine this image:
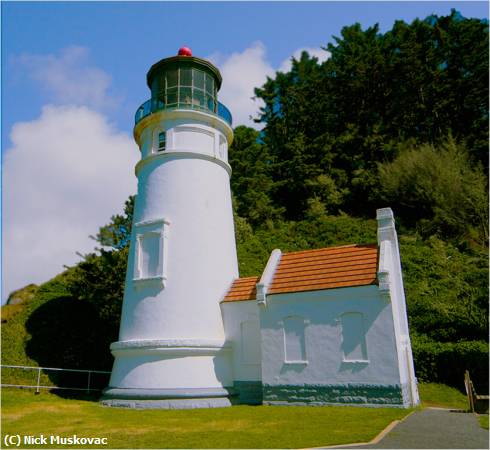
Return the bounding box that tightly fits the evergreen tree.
[253,10,488,220]
[229,126,283,224]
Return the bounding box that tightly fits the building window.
[133,219,169,286]
[283,316,307,363]
[340,312,368,362]
[158,131,166,151]
[137,232,161,278]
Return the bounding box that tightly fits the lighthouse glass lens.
[180,87,192,105]
[180,68,192,87]
[194,90,205,109]
[166,87,177,106]
[206,95,216,112]
[205,74,214,95]
[194,70,205,90]
[145,63,221,118]
[166,69,178,88]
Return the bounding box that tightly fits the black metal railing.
[135,98,232,126]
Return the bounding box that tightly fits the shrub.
[378,139,488,245]
[412,334,489,392]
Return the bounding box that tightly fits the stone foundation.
[262,384,404,406]
[233,381,263,404]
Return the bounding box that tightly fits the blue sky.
[3,2,488,150]
[2,1,488,301]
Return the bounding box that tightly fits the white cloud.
[210,42,275,129]
[2,43,331,301]
[278,47,331,73]
[15,46,118,110]
[2,105,138,301]
[211,43,330,129]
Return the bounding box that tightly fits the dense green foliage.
[2,10,488,393]
[400,236,488,343]
[412,337,488,391]
[378,140,488,244]
[250,9,488,222]
[65,249,127,342]
[92,196,134,250]
[235,215,378,277]
[1,274,113,389]
[63,198,135,343]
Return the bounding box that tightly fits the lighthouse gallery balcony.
[135,98,232,126]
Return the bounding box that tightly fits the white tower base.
[101,338,236,408]
[101,391,234,410]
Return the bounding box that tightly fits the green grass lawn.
[417,382,469,410]
[478,414,489,430]
[1,388,410,449]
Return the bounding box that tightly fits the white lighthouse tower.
[102,47,238,408]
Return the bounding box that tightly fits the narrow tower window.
[138,232,161,278]
[158,131,166,151]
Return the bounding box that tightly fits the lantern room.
[134,48,232,125]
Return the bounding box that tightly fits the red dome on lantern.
[178,47,192,56]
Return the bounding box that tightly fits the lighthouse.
[102,47,238,409]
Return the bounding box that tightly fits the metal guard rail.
[134,99,232,126]
[1,364,111,394]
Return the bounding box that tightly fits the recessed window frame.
[132,218,170,287]
[157,131,166,151]
[340,311,369,363]
[283,315,308,365]
[152,128,167,153]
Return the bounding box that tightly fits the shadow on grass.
[24,294,115,400]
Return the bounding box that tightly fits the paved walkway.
[338,408,489,449]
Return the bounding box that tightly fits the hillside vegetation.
[2,10,488,392]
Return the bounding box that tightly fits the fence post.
[87,371,92,394]
[35,367,41,394]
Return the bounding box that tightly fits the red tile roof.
[269,244,378,295]
[222,244,378,302]
[222,276,259,302]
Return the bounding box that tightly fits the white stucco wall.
[108,109,237,393]
[260,285,400,387]
[138,115,229,163]
[118,154,237,341]
[221,300,261,381]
